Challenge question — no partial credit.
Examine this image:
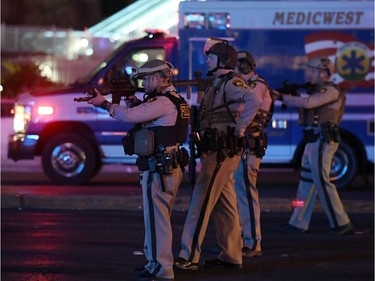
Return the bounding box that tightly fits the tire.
[330,141,358,190]
[91,161,103,179]
[41,133,98,185]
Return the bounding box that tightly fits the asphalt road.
[1,167,374,281]
[2,208,374,281]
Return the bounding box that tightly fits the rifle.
[74,71,212,104]
[173,71,212,103]
[274,80,313,110]
[73,79,144,104]
[188,105,200,188]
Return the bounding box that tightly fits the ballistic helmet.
[131,59,174,80]
[307,56,334,76]
[237,51,256,74]
[205,42,237,69]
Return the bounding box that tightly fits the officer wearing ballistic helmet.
[87,59,190,280]
[174,41,262,271]
[274,56,353,235]
[234,51,273,257]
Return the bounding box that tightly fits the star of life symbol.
[334,42,372,83]
[303,32,374,86]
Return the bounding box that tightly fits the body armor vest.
[146,91,190,146]
[198,72,242,129]
[300,81,345,126]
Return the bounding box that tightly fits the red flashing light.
[291,200,304,208]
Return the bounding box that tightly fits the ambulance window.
[208,13,230,30]
[184,13,206,29]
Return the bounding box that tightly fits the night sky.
[1,0,137,30]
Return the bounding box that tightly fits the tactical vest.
[148,91,190,146]
[246,76,274,134]
[300,81,345,126]
[198,72,242,129]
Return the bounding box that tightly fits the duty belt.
[205,111,241,124]
[304,126,320,133]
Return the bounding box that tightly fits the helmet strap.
[239,61,252,74]
[207,56,221,76]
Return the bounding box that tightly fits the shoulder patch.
[232,79,246,88]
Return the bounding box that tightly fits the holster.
[136,156,149,171]
[254,132,267,158]
[177,147,190,171]
[195,126,243,158]
[321,122,341,143]
[246,132,267,158]
[194,128,222,153]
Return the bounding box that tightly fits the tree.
[1,61,57,98]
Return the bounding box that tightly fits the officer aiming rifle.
[73,68,212,188]
[73,78,144,104]
[74,71,211,105]
[273,80,314,110]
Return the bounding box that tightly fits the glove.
[125,95,141,108]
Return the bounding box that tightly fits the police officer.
[234,51,273,257]
[87,59,190,280]
[274,56,353,235]
[174,41,262,270]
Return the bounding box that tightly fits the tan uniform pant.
[234,153,262,251]
[289,139,351,230]
[179,151,243,265]
[141,166,182,279]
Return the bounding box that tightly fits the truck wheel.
[91,161,103,179]
[42,134,98,185]
[330,141,358,190]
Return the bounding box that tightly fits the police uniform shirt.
[282,82,342,112]
[110,85,178,127]
[247,74,272,112]
[208,73,262,137]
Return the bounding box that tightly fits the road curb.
[1,194,373,213]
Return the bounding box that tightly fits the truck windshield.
[70,42,128,85]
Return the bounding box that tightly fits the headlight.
[37,105,54,115]
[13,105,32,133]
